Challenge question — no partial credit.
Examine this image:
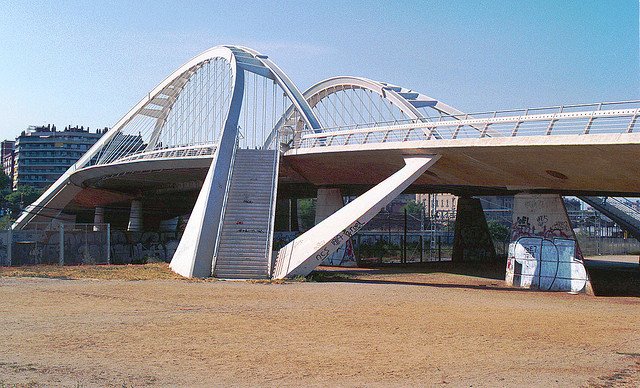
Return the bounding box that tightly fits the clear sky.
[0,0,638,139]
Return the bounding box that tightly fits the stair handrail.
[211,128,241,273]
[579,196,640,241]
[606,197,640,222]
[265,149,281,277]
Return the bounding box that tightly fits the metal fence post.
[7,229,12,267]
[59,224,64,266]
[107,223,111,264]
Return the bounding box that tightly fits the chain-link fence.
[577,236,640,257]
[353,232,455,264]
[0,223,110,266]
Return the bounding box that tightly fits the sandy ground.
[0,267,639,387]
[585,255,640,265]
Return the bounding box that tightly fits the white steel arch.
[304,76,465,122]
[264,76,469,148]
[13,45,320,230]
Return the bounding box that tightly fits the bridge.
[13,45,640,291]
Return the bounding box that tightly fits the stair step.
[215,262,268,268]
[216,259,266,264]
[225,202,271,207]
[218,247,267,253]
[215,273,268,278]
[213,149,278,279]
[215,269,268,274]
[222,216,270,222]
[216,266,267,271]
[215,263,267,268]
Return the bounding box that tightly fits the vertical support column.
[127,200,143,232]
[93,207,104,231]
[315,188,356,267]
[506,194,592,293]
[452,196,496,262]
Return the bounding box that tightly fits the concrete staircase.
[579,196,640,241]
[213,148,279,279]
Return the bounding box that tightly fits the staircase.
[213,148,279,279]
[578,196,640,241]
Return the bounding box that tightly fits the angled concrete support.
[273,155,440,279]
[452,197,496,262]
[169,69,245,278]
[506,194,592,293]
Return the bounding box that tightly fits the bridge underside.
[59,135,640,224]
[283,137,640,196]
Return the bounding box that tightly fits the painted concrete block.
[506,194,591,293]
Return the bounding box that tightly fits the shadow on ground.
[585,260,640,297]
[312,258,640,297]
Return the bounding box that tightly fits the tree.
[5,185,44,218]
[487,220,510,243]
[298,198,316,231]
[0,172,10,193]
[402,199,425,215]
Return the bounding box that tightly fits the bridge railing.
[293,100,640,148]
[107,143,218,164]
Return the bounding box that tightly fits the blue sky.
[0,0,638,139]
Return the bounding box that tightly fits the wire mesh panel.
[62,224,110,265]
[0,231,10,266]
[10,229,60,266]
[0,223,110,266]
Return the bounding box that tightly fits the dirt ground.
[0,265,639,387]
[585,255,640,265]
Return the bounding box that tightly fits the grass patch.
[0,263,186,281]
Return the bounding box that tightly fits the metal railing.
[293,100,640,149]
[112,143,217,163]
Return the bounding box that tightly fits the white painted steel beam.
[169,68,245,278]
[13,46,236,230]
[272,154,440,279]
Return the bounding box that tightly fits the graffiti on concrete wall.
[452,197,496,262]
[506,194,590,293]
[511,196,574,240]
[507,236,588,292]
[110,230,181,264]
[274,230,357,267]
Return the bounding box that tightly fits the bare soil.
[0,264,638,387]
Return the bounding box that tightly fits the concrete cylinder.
[315,188,344,224]
[93,207,105,231]
[127,200,143,232]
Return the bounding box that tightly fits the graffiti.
[452,197,495,262]
[511,208,572,240]
[0,228,182,266]
[536,215,548,228]
[507,236,587,292]
[110,230,181,264]
[506,194,589,293]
